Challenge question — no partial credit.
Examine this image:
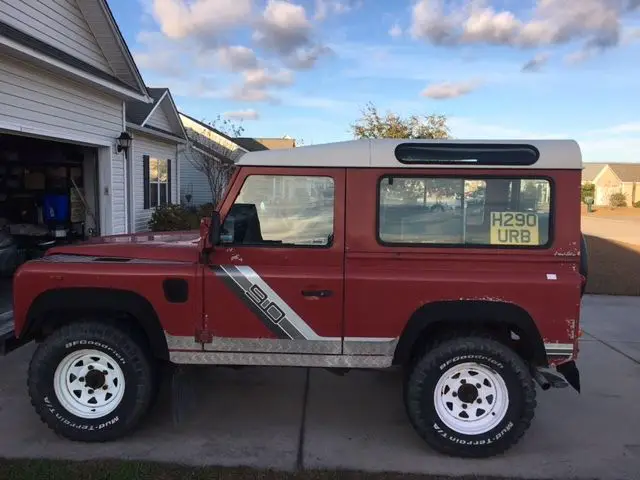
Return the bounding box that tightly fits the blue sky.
[109,0,640,162]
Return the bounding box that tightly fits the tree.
[184,116,245,206]
[350,102,451,140]
[352,102,454,202]
[581,182,595,204]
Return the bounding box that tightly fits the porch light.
[116,131,132,153]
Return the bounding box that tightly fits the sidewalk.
[0,294,638,480]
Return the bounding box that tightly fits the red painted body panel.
[47,231,202,263]
[203,167,346,344]
[13,260,201,339]
[343,168,582,351]
[11,162,583,364]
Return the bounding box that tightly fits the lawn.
[584,234,640,296]
[0,459,575,480]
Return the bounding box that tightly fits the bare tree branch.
[183,116,246,205]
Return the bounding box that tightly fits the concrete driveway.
[582,215,640,245]
[0,294,638,480]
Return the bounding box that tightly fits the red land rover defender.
[0,139,586,458]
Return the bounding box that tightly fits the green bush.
[148,204,199,231]
[581,182,595,204]
[609,192,627,208]
[197,202,216,219]
[634,201,640,208]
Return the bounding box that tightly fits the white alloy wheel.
[53,349,126,419]
[433,362,509,435]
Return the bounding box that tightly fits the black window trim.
[394,142,541,166]
[375,173,556,250]
[219,173,338,250]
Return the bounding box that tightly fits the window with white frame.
[143,156,172,209]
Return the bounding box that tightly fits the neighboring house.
[179,112,248,207]
[235,136,296,151]
[125,88,187,232]
[582,163,640,205]
[0,0,152,237]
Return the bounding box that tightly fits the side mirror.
[209,211,221,245]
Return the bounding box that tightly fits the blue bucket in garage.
[43,194,69,222]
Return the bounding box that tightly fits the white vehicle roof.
[236,138,582,170]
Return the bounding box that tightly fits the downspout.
[122,101,133,234]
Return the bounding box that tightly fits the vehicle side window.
[378,176,551,247]
[220,174,335,247]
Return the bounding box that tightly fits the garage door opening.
[0,133,100,315]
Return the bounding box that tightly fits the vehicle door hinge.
[195,328,213,343]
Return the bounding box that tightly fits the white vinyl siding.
[0,0,113,74]
[180,149,214,207]
[0,54,126,236]
[145,104,173,133]
[0,54,122,139]
[132,133,178,232]
[111,151,126,234]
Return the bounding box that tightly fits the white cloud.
[242,67,294,89]
[151,0,252,44]
[224,109,260,120]
[215,46,259,72]
[230,86,279,103]
[132,31,191,77]
[410,0,638,57]
[421,79,482,99]
[314,0,358,20]
[253,0,313,55]
[521,52,550,72]
[284,45,334,69]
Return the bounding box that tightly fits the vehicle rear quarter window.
[221,174,335,247]
[378,176,552,247]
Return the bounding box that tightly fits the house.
[125,88,187,232]
[177,115,299,207]
[179,112,248,207]
[581,163,640,206]
[0,0,194,240]
[0,0,153,239]
[235,136,296,151]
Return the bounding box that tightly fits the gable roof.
[582,163,607,182]
[233,138,270,151]
[607,163,640,183]
[126,87,187,142]
[79,0,148,95]
[0,1,149,102]
[179,112,248,162]
[126,88,166,125]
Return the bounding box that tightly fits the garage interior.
[0,133,99,318]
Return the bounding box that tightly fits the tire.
[27,321,156,442]
[404,336,537,458]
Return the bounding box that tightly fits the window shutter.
[143,155,150,209]
[167,159,172,204]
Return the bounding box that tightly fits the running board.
[170,351,393,369]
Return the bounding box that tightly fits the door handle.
[301,289,333,298]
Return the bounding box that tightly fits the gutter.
[0,33,150,103]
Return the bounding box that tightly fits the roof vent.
[394,143,540,166]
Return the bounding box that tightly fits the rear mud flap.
[556,360,581,393]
